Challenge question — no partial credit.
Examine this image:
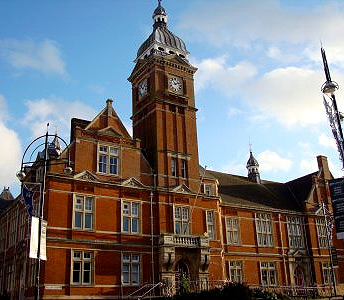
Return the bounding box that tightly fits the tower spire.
[246,146,261,184]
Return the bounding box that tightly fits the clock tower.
[128,1,200,190]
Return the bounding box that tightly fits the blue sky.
[1,0,344,195]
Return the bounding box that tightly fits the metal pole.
[321,203,337,297]
[34,128,49,300]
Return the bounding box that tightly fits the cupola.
[136,0,189,61]
[246,148,261,184]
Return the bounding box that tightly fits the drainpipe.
[279,214,288,286]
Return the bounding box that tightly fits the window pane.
[110,157,118,174]
[175,222,181,234]
[75,197,83,210]
[183,223,189,235]
[175,207,181,219]
[73,262,81,284]
[132,203,139,216]
[85,198,93,211]
[123,203,129,215]
[123,217,129,232]
[132,264,139,284]
[85,214,92,229]
[132,218,138,233]
[74,251,81,259]
[122,264,129,284]
[100,146,107,152]
[110,147,118,155]
[74,212,82,228]
[123,254,130,262]
[83,262,91,284]
[182,208,189,221]
[99,155,107,173]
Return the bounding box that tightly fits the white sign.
[29,216,47,261]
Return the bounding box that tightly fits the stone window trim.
[259,261,277,287]
[122,252,141,286]
[321,262,335,285]
[316,217,329,249]
[174,205,191,235]
[97,143,120,176]
[71,250,93,286]
[204,184,212,196]
[171,158,177,177]
[206,210,216,240]
[228,260,243,283]
[181,159,187,178]
[73,194,95,231]
[225,217,240,245]
[286,216,304,249]
[255,213,274,247]
[121,200,141,235]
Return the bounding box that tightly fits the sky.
[1,0,344,196]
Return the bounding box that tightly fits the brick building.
[0,2,343,299]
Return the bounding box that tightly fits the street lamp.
[321,47,344,169]
[320,47,340,297]
[17,124,72,300]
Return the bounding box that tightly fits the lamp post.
[320,47,340,297]
[321,47,344,169]
[16,124,72,300]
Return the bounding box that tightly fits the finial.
[249,137,252,153]
[158,0,161,6]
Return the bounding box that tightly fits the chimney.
[317,155,332,180]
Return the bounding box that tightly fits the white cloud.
[23,97,97,139]
[220,163,246,176]
[300,158,318,174]
[194,55,329,127]
[318,133,336,150]
[257,150,292,172]
[0,39,66,75]
[179,0,344,64]
[246,66,326,127]
[191,56,257,95]
[0,94,22,188]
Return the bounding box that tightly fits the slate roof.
[206,170,313,212]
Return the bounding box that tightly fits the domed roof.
[136,1,189,60]
[246,151,259,168]
[137,26,188,58]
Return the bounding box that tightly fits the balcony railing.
[173,235,200,247]
[159,233,209,248]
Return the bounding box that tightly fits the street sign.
[328,178,344,239]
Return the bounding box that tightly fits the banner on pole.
[329,178,344,239]
[29,217,47,260]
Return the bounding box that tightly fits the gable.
[121,177,145,189]
[98,127,123,138]
[85,99,132,139]
[74,171,99,182]
[172,184,194,194]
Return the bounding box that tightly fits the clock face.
[169,76,183,93]
[138,79,148,98]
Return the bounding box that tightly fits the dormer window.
[98,144,119,175]
[204,184,212,196]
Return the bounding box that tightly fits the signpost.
[328,178,344,239]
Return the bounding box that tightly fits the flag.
[22,185,33,216]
